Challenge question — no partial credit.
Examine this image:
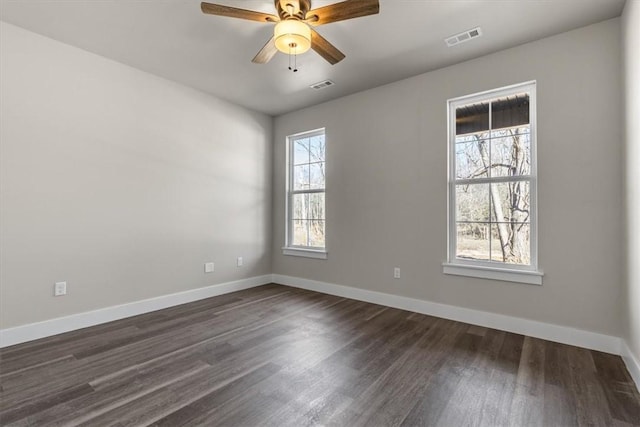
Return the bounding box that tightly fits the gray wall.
[273,18,624,336]
[0,22,272,329]
[623,0,640,361]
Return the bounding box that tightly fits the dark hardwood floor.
[1,284,639,426]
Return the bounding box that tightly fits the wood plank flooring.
[1,284,639,426]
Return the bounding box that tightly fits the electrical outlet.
[54,281,67,296]
[237,257,243,267]
[204,262,215,273]
[393,268,401,279]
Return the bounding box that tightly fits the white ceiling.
[0,0,626,116]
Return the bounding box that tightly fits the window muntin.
[448,83,537,271]
[287,129,326,250]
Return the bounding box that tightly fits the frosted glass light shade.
[274,20,311,54]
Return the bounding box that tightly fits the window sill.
[282,247,328,259]
[442,263,543,285]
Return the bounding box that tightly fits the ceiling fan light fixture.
[274,20,311,54]
[201,0,380,65]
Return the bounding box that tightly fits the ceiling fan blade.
[252,37,278,64]
[306,0,379,26]
[201,2,279,23]
[310,29,345,65]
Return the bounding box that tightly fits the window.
[444,82,542,285]
[283,129,327,259]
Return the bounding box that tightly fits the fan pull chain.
[287,43,298,72]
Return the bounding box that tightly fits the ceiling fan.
[201,0,380,66]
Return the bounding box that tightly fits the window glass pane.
[309,162,325,189]
[309,135,325,163]
[491,93,530,130]
[490,128,531,177]
[490,223,530,265]
[456,222,490,261]
[309,193,325,220]
[455,134,489,179]
[293,139,309,165]
[291,194,309,220]
[490,182,531,223]
[293,164,310,190]
[292,219,308,246]
[456,184,490,222]
[456,102,489,135]
[309,220,325,247]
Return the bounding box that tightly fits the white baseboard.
[0,275,272,348]
[272,274,622,356]
[622,341,640,391]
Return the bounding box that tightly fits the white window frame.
[443,81,543,285]
[282,128,327,259]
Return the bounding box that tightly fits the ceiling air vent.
[445,27,483,47]
[310,80,335,90]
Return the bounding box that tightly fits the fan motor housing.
[276,0,311,20]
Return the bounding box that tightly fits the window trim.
[281,247,328,259]
[444,81,543,285]
[283,128,327,258]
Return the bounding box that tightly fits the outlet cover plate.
[54,281,67,296]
